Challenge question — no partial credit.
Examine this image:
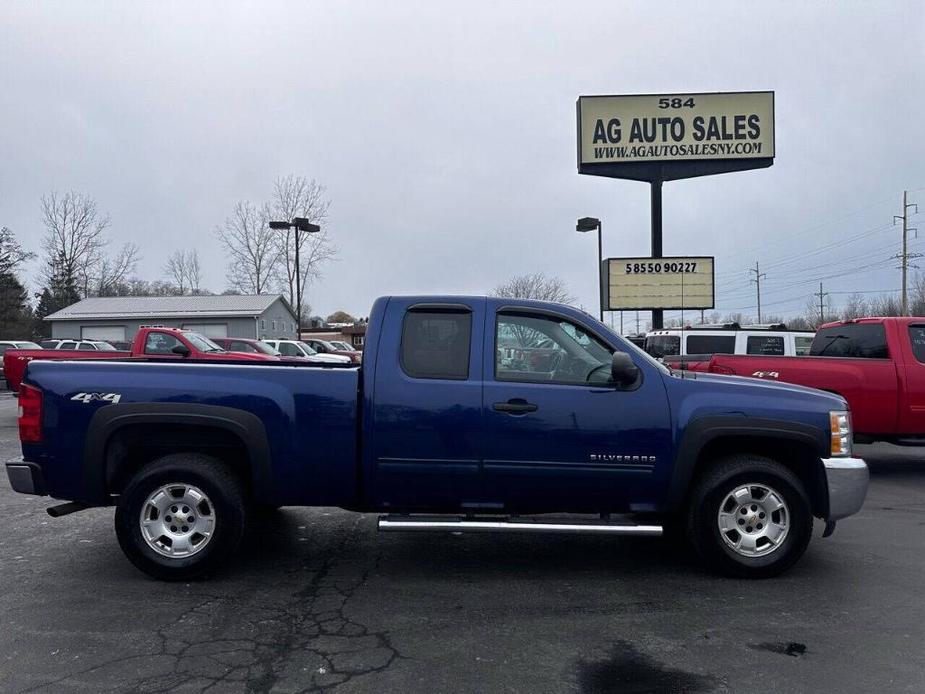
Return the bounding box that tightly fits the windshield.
[252,341,280,355]
[296,341,319,356]
[183,332,225,353]
[94,342,119,352]
[332,341,353,351]
[579,314,670,376]
[16,342,41,349]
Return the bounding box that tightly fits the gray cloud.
[1,1,923,324]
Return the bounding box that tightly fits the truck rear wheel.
[114,454,246,581]
[687,454,813,579]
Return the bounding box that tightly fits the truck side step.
[377,515,662,536]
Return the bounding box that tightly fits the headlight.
[829,410,852,457]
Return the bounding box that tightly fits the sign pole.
[650,179,663,329]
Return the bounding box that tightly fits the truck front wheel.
[114,454,247,581]
[687,455,813,578]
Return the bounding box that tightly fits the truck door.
[481,306,672,513]
[367,299,486,510]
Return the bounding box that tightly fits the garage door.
[81,326,127,342]
[182,323,228,338]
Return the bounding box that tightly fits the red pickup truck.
[702,317,925,444]
[3,327,277,393]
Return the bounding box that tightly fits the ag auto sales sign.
[578,91,774,166]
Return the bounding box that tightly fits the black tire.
[686,454,813,579]
[115,454,247,581]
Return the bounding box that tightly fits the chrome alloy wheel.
[139,484,216,558]
[717,483,790,558]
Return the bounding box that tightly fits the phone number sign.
[604,256,714,310]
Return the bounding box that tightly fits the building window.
[272,320,277,331]
[261,320,266,330]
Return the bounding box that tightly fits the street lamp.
[576,217,603,321]
[269,218,321,335]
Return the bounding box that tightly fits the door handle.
[492,399,538,414]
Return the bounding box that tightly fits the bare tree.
[95,242,140,296]
[841,293,869,320]
[490,272,576,304]
[163,249,202,295]
[271,176,336,306]
[215,201,280,294]
[40,191,110,296]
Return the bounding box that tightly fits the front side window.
[747,335,785,355]
[495,312,612,385]
[144,332,183,355]
[401,310,471,380]
[277,342,302,357]
[58,341,77,350]
[811,324,888,358]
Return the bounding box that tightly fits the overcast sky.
[2,1,924,327]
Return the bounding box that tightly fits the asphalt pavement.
[0,393,923,693]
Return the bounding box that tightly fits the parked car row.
[2,329,361,393]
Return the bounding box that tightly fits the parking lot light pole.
[576,217,603,321]
[269,218,321,336]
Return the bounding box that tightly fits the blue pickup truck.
[7,296,868,580]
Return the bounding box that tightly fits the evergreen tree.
[0,271,33,338]
[32,252,81,337]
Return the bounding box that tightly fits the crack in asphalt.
[20,515,404,693]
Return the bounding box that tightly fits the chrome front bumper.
[822,457,869,520]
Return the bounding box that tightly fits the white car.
[0,340,42,355]
[645,323,815,360]
[261,339,352,364]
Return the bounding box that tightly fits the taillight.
[18,383,43,443]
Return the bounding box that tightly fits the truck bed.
[24,359,362,506]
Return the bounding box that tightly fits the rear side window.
[909,326,925,363]
[686,334,736,355]
[747,335,784,355]
[811,324,888,358]
[794,336,813,356]
[401,310,471,380]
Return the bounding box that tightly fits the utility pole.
[814,282,828,326]
[635,311,640,335]
[749,261,767,323]
[894,191,919,315]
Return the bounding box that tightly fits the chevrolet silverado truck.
[703,317,925,444]
[6,296,868,580]
[3,326,278,393]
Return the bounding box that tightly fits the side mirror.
[171,344,191,357]
[611,352,640,387]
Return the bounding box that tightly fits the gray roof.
[45,294,294,321]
